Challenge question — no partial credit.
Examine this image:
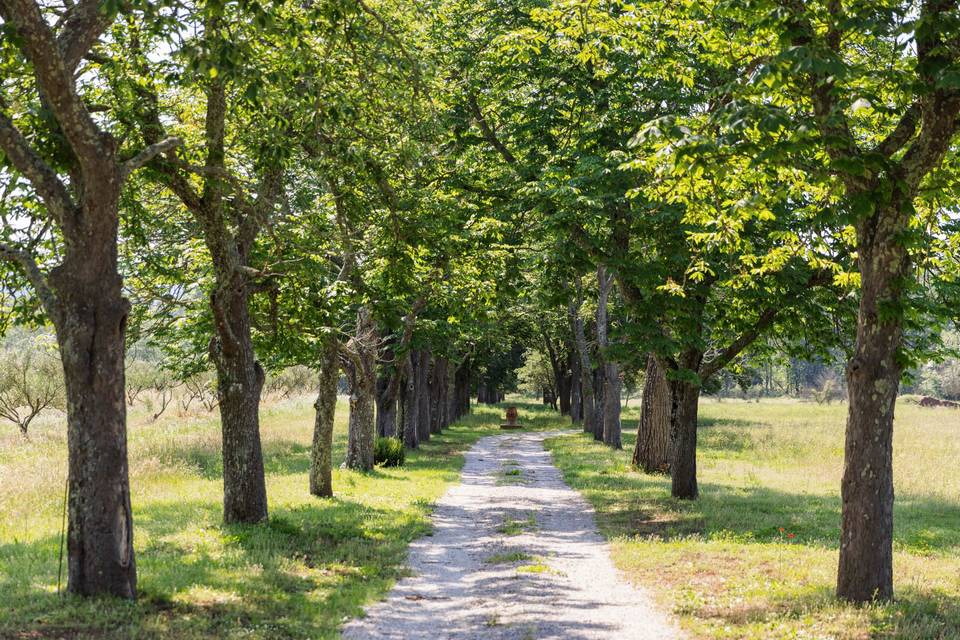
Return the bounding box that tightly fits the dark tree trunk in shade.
[209,273,269,524]
[558,371,571,416]
[670,351,703,500]
[431,358,447,433]
[570,288,596,436]
[570,352,582,424]
[344,309,378,471]
[376,366,398,438]
[310,336,339,497]
[837,203,908,603]
[602,362,622,448]
[54,245,137,598]
[633,354,671,473]
[415,350,431,442]
[454,359,471,417]
[592,366,604,441]
[401,353,419,449]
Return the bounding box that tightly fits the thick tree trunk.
[53,242,136,598]
[310,336,339,497]
[416,350,431,442]
[571,293,597,436]
[593,366,604,440]
[837,207,907,603]
[595,265,619,446]
[376,365,398,438]
[455,359,471,417]
[345,309,377,471]
[431,357,447,433]
[602,361,622,449]
[209,277,268,524]
[633,354,671,473]
[558,370,571,416]
[670,367,702,500]
[570,351,582,424]
[446,360,457,424]
[401,353,419,449]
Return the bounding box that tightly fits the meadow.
[2,396,958,639]
[546,398,960,640]
[0,397,563,639]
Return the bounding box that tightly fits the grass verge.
[0,397,560,639]
[545,398,960,640]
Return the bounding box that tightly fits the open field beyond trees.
[2,398,958,639]
[0,400,562,639]
[547,399,960,640]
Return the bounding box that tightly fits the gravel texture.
[341,431,681,640]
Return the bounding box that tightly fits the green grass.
[484,551,532,564]
[545,397,960,640]
[0,396,563,639]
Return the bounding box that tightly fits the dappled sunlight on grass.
[0,397,558,638]
[546,398,960,640]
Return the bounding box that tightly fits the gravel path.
[341,431,680,640]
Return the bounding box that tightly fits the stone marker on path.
[500,406,522,430]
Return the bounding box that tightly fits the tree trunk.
[431,357,447,433]
[670,365,702,500]
[209,276,268,524]
[345,309,377,471]
[570,351,582,424]
[310,336,339,497]
[455,359,471,417]
[633,354,671,473]
[376,365,398,438]
[446,360,457,424]
[558,369,571,416]
[603,361,622,448]
[837,206,907,603]
[570,287,596,435]
[53,242,137,598]
[593,365,604,440]
[416,350,431,442]
[401,353,419,449]
[595,265,619,446]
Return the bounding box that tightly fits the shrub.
[0,334,65,437]
[374,437,405,467]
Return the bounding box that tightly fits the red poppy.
[787,533,796,539]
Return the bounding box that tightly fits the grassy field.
[545,398,960,640]
[0,395,564,639]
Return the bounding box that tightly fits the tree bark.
[54,240,137,598]
[633,354,671,473]
[376,364,398,438]
[602,362,622,448]
[345,308,377,471]
[431,357,448,433]
[595,266,620,447]
[416,349,431,442]
[570,284,597,436]
[570,350,582,424]
[209,273,269,524]
[837,204,907,603]
[670,349,703,500]
[401,352,419,449]
[310,335,339,497]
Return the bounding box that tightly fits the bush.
[374,437,405,467]
[0,334,65,437]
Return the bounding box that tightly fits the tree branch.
[0,0,109,170]
[0,110,73,225]
[467,93,517,165]
[0,241,60,321]
[120,136,183,179]
[57,0,117,73]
